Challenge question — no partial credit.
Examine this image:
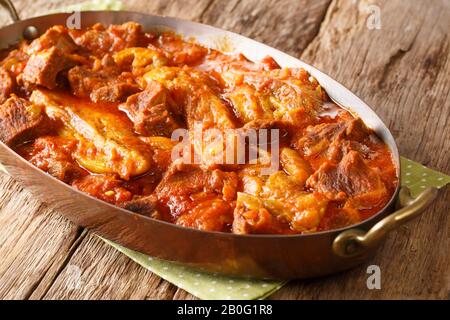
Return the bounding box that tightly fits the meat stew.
[0,22,398,234]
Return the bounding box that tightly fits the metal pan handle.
[0,0,19,22]
[0,0,40,39]
[333,186,439,258]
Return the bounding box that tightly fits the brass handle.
[0,0,19,22]
[333,186,439,258]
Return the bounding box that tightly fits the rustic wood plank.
[0,0,215,25]
[199,0,332,56]
[301,0,450,174]
[269,0,450,299]
[0,173,82,300]
[0,0,331,300]
[0,1,93,301]
[0,0,216,301]
[0,0,447,300]
[127,0,215,21]
[38,233,180,300]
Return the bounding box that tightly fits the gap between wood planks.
[25,228,87,299]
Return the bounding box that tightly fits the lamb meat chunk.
[26,25,78,55]
[121,81,181,136]
[306,151,387,207]
[344,117,371,141]
[306,162,346,201]
[68,55,120,98]
[21,47,74,89]
[143,66,236,130]
[21,137,86,183]
[0,67,14,103]
[69,22,143,55]
[68,65,106,98]
[68,56,139,102]
[295,117,372,167]
[297,122,344,157]
[327,139,372,163]
[153,32,208,66]
[154,162,238,220]
[90,82,141,103]
[0,95,49,146]
[155,162,238,201]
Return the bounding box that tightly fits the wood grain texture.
[199,0,332,56]
[37,233,180,300]
[271,0,450,299]
[0,0,448,300]
[0,174,81,299]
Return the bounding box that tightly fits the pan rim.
[0,10,401,239]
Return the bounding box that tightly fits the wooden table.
[0,0,448,300]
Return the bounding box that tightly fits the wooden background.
[0,0,448,300]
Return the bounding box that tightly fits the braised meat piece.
[120,162,238,231]
[151,32,208,66]
[20,47,74,89]
[68,55,139,103]
[152,162,238,231]
[26,25,78,55]
[30,89,153,180]
[67,65,110,98]
[295,117,371,167]
[19,25,78,90]
[69,22,143,55]
[21,137,86,183]
[155,162,238,202]
[120,81,181,137]
[0,95,49,145]
[306,151,387,208]
[69,69,140,103]
[0,67,14,103]
[326,139,372,163]
[143,66,236,130]
[89,81,141,103]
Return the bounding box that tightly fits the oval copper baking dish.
[0,0,440,279]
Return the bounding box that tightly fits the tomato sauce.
[0,23,398,234]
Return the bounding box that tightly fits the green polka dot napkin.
[102,157,449,300]
[103,238,287,300]
[50,0,449,301]
[400,158,449,197]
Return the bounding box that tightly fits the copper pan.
[0,0,440,279]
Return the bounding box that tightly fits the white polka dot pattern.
[400,158,450,197]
